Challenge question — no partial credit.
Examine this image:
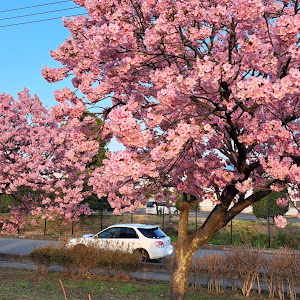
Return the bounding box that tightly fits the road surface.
[0,237,221,259]
[0,238,61,255]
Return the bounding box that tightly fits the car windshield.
[137,227,166,238]
[147,202,156,208]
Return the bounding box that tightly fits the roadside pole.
[43,218,47,235]
[162,206,165,230]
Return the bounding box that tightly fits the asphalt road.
[0,238,60,255]
[0,237,222,259]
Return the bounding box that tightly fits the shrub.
[273,231,300,249]
[69,243,97,276]
[191,246,300,299]
[262,248,300,300]
[224,246,264,297]
[51,247,73,275]
[191,253,227,294]
[29,245,55,274]
[93,248,115,277]
[30,243,141,280]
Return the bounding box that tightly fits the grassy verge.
[0,268,265,300]
[206,220,300,249]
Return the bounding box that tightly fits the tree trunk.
[169,194,227,299]
[168,188,272,299]
[170,195,195,299]
[170,241,194,300]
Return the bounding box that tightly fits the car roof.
[107,223,160,229]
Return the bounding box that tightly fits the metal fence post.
[195,208,198,231]
[43,218,47,235]
[230,220,233,245]
[162,206,165,229]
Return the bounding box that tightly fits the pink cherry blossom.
[274,215,288,228]
[0,89,98,235]
[41,1,299,231]
[276,198,289,207]
[235,178,253,193]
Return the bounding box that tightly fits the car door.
[117,227,140,252]
[94,227,121,251]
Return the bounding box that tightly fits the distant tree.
[0,186,44,214]
[0,89,98,234]
[253,189,289,220]
[175,194,199,212]
[80,111,110,214]
[80,111,107,169]
[0,194,17,214]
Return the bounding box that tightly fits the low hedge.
[29,244,140,279]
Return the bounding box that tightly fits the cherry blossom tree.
[43,0,300,298]
[0,89,98,235]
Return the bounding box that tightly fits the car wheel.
[174,210,179,216]
[135,249,150,262]
[72,244,86,251]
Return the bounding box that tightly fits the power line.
[0,1,73,14]
[0,13,87,28]
[0,7,81,21]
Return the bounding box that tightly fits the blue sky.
[0,0,85,108]
[0,1,123,151]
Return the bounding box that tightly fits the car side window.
[97,227,120,238]
[119,227,139,239]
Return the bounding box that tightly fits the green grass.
[207,226,300,249]
[119,283,140,294]
[0,268,255,300]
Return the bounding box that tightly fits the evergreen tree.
[253,190,289,219]
[80,111,110,213]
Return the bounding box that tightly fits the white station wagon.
[67,223,173,262]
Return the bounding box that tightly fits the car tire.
[174,210,179,216]
[72,244,86,251]
[135,249,150,262]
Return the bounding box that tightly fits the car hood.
[81,234,94,238]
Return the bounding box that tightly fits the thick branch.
[224,188,273,223]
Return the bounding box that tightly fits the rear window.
[147,202,156,208]
[137,227,166,238]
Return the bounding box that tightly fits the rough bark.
[169,187,273,299]
[170,246,194,300]
[170,197,193,300]
[170,203,225,299]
